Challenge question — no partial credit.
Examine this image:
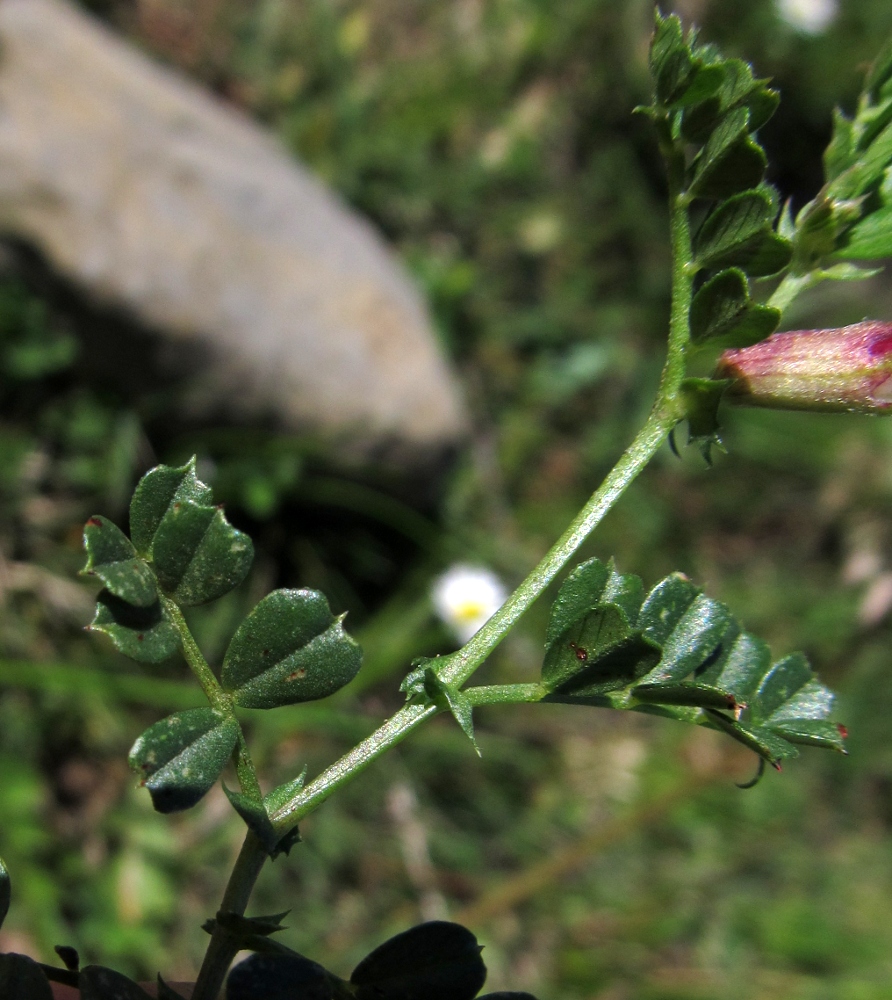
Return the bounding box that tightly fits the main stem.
[192,130,695,1000]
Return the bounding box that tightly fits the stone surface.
[0,0,466,458]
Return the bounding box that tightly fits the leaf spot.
[87,517,103,527]
[287,668,307,681]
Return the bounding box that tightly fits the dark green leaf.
[81,516,157,607]
[636,572,701,645]
[681,61,777,142]
[544,558,611,646]
[543,610,661,701]
[222,589,362,709]
[835,206,892,259]
[88,590,180,664]
[539,559,843,768]
[689,269,780,347]
[824,110,856,182]
[0,856,9,931]
[743,87,780,133]
[692,151,771,207]
[128,458,253,606]
[227,954,336,1000]
[0,954,52,1000]
[829,120,892,200]
[669,64,725,108]
[650,13,694,106]
[79,966,152,1000]
[694,189,776,270]
[129,457,212,554]
[128,708,239,813]
[638,595,734,684]
[351,922,486,1000]
[150,499,253,607]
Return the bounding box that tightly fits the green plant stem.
[767,271,818,314]
[465,683,546,706]
[192,832,269,1000]
[162,597,227,709]
[270,404,679,838]
[194,116,697,1000]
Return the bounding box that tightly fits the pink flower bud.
[715,321,892,413]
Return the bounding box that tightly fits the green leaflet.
[81,515,157,607]
[694,192,791,276]
[128,457,253,607]
[689,108,768,200]
[128,708,239,813]
[88,590,180,664]
[541,558,845,768]
[351,922,487,1000]
[129,457,213,553]
[835,206,892,260]
[222,589,362,709]
[689,269,780,347]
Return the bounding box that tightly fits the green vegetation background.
[3,0,892,997]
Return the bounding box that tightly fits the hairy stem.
[163,597,227,710]
[192,833,269,1000]
[193,108,698,998]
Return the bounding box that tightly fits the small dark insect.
[569,642,588,662]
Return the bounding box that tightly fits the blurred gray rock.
[0,0,467,459]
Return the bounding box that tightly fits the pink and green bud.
[715,321,892,414]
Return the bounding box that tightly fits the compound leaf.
[89,590,180,664]
[129,708,238,813]
[351,922,486,1000]
[540,558,844,768]
[222,589,362,709]
[81,515,156,607]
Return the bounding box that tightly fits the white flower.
[776,0,838,35]
[431,564,507,644]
